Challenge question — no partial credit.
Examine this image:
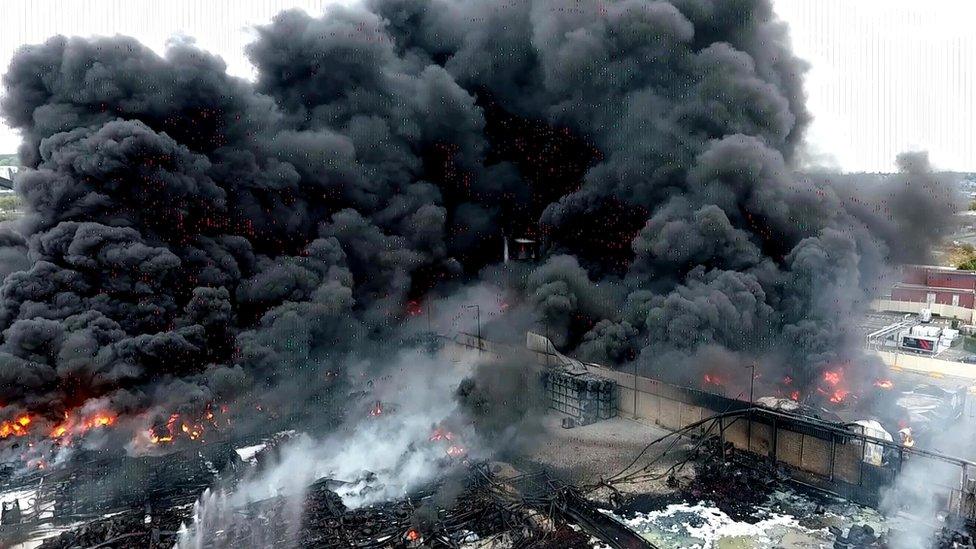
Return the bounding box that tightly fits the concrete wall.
[552,358,966,510]
[583,365,727,435]
[527,338,975,516]
[874,349,976,382]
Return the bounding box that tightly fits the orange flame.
[0,415,32,438]
[874,379,894,390]
[50,410,117,441]
[446,445,466,458]
[829,389,849,404]
[405,300,424,317]
[368,401,383,417]
[429,428,454,442]
[823,371,842,386]
[149,414,181,444]
[790,390,800,401]
[147,406,224,445]
[406,529,421,541]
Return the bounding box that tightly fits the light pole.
[464,305,481,352]
[633,360,639,419]
[745,362,756,451]
[747,362,756,404]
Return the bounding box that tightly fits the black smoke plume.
[0,0,959,449]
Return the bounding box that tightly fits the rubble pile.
[681,439,785,521]
[934,525,976,549]
[50,445,242,516]
[27,462,598,549]
[830,524,884,548]
[38,504,192,549]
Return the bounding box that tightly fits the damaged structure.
[530,331,976,545]
[0,0,968,547]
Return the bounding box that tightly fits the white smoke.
[880,410,976,548]
[176,345,489,548]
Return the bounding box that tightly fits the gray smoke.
[0,0,960,449]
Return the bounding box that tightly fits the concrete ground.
[516,413,694,500]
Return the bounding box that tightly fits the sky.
[0,0,972,173]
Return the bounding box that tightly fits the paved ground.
[516,413,693,500]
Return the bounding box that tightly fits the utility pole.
[464,305,481,352]
[633,360,639,419]
[748,362,756,404]
[746,362,756,451]
[545,320,551,368]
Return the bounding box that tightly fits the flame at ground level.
[0,415,31,438]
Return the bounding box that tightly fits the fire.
[368,401,384,417]
[405,300,424,316]
[874,379,894,390]
[899,427,915,448]
[148,406,225,445]
[429,428,454,442]
[823,371,842,386]
[405,529,421,542]
[86,414,115,429]
[829,389,849,404]
[703,374,721,385]
[149,414,181,444]
[0,415,33,438]
[430,426,465,457]
[790,390,800,401]
[181,422,203,440]
[50,410,117,441]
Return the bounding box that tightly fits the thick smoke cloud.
[0,0,959,446]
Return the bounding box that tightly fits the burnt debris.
[31,462,604,549]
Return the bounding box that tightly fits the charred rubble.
[0,443,242,547]
[33,461,604,549]
[0,0,967,547]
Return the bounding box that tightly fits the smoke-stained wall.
[0,0,959,443]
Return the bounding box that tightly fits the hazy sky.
[0,0,972,173]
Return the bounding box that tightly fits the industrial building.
[892,265,976,308]
[872,265,976,325]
